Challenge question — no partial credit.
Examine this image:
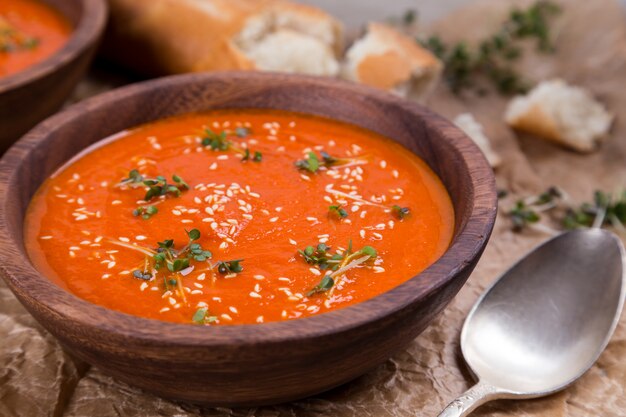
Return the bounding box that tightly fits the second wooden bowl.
[0,72,496,406]
[0,0,107,154]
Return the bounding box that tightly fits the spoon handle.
[436,381,503,417]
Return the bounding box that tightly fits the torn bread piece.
[103,0,343,77]
[505,79,613,152]
[341,22,443,101]
[454,113,501,168]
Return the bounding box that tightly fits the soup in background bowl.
[0,72,496,406]
[0,0,107,152]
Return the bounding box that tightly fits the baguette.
[103,0,343,77]
[505,79,613,153]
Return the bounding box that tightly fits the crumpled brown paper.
[1,0,625,415]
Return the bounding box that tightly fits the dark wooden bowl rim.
[0,72,496,348]
[0,0,107,94]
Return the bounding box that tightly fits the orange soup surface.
[1,0,71,78]
[25,110,455,325]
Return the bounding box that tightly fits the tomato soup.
[25,110,454,325]
[0,0,71,78]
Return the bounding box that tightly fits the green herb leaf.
[329,205,348,218]
[392,205,410,220]
[186,228,201,241]
[306,275,334,297]
[217,259,244,274]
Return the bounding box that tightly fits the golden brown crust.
[507,103,565,147]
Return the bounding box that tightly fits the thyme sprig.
[421,1,560,95]
[201,127,262,163]
[300,241,378,296]
[295,151,369,173]
[504,187,626,234]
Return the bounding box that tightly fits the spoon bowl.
[439,229,625,416]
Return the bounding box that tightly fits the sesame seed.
[269,217,279,223]
[197,273,206,281]
[309,268,321,276]
[219,242,228,250]
[217,155,229,160]
[101,274,110,279]
[256,316,264,323]
[172,210,182,216]
[140,282,148,291]
[306,216,318,222]
[278,277,291,283]
[136,235,147,241]
[74,215,88,221]
[250,291,262,298]
[242,214,253,220]
[281,310,288,318]
[392,170,399,178]
[289,238,297,245]
[372,232,383,240]
[300,174,311,182]
[360,211,367,219]
[209,162,218,170]
[107,261,116,269]
[159,307,170,313]
[118,237,130,242]
[39,235,53,240]
[221,314,233,321]
[191,290,203,295]
[253,274,265,280]
[373,266,385,273]
[168,297,177,305]
[194,283,203,289]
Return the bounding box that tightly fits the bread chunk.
[505,79,613,152]
[341,23,442,101]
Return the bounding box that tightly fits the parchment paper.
[1,0,625,415]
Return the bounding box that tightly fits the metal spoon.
[438,229,625,417]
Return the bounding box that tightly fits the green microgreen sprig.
[329,205,348,218]
[295,151,369,174]
[201,127,262,163]
[300,241,378,296]
[118,169,189,208]
[0,17,40,53]
[192,306,218,325]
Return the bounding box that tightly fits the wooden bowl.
[0,0,107,154]
[0,72,496,406]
